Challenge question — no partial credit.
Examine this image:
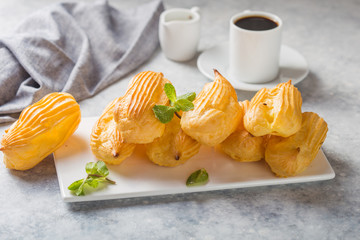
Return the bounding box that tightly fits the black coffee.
[235,16,278,31]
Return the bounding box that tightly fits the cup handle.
[191,6,200,15]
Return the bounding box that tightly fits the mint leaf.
[164,83,177,105]
[95,161,109,177]
[175,99,194,112]
[153,84,196,123]
[86,177,100,188]
[152,105,176,124]
[178,92,196,102]
[186,168,209,187]
[75,186,85,196]
[68,161,116,196]
[85,162,96,174]
[68,179,84,190]
[174,104,181,112]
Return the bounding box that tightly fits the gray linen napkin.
[0,0,164,123]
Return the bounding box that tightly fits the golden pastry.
[181,69,242,146]
[218,100,265,162]
[244,80,302,137]
[90,97,136,165]
[114,71,170,144]
[235,100,250,130]
[265,112,328,177]
[0,92,80,170]
[146,116,201,167]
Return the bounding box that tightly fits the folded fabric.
[0,0,164,123]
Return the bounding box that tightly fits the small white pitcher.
[159,7,201,62]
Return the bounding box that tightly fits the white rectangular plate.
[54,117,335,202]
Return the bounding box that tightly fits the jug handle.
[191,6,200,15]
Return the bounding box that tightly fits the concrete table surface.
[0,0,359,239]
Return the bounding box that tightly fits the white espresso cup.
[159,7,201,62]
[229,11,282,84]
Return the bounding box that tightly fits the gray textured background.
[0,0,359,239]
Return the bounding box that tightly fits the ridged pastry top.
[265,112,328,177]
[244,80,302,137]
[114,71,170,144]
[181,70,242,146]
[118,71,169,119]
[296,112,328,151]
[193,70,238,113]
[1,92,80,150]
[91,97,123,156]
[90,97,136,164]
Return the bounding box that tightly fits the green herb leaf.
[186,168,209,187]
[164,83,177,105]
[152,105,176,124]
[175,99,194,112]
[153,84,196,124]
[85,162,96,175]
[86,178,100,188]
[75,185,85,196]
[68,161,115,196]
[95,161,109,177]
[174,104,181,112]
[178,92,196,102]
[68,179,84,190]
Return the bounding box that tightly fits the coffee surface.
[235,16,278,31]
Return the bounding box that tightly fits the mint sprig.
[153,83,196,124]
[68,161,116,196]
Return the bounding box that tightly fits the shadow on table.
[7,154,57,183]
[296,71,336,106]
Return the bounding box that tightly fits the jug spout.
[160,6,201,27]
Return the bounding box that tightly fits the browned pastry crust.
[244,80,302,137]
[90,97,136,165]
[218,100,265,162]
[265,112,328,177]
[114,71,171,144]
[145,116,201,167]
[1,92,80,170]
[181,70,242,146]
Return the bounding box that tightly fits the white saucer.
[197,42,309,91]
